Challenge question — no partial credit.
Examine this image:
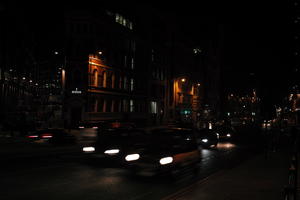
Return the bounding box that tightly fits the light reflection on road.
[216,142,236,149]
[200,142,236,159]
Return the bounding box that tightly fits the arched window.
[112,73,115,89]
[92,69,98,87]
[103,71,107,88]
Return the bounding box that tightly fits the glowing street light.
[181,78,186,83]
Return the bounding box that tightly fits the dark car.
[214,126,236,141]
[195,128,219,148]
[26,129,76,145]
[82,127,143,161]
[123,127,201,176]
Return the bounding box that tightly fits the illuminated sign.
[72,88,82,94]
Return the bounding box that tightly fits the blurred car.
[214,125,236,141]
[123,127,201,176]
[82,127,143,161]
[195,128,219,148]
[79,121,136,144]
[26,129,76,145]
[78,121,105,143]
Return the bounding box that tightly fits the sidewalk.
[164,149,291,200]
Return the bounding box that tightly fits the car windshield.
[97,128,144,145]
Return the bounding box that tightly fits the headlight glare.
[201,138,208,143]
[104,149,120,155]
[125,154,140,161]
[83,147,95,152]
[159,157,173,165]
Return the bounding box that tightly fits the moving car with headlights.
[214,125,236,141]
[124,127,201,176]
[195,128,219,148]
[82,127,143,162]
[26,129,76,145]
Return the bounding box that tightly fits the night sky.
[3,1,292,116]
[163,1,291,112]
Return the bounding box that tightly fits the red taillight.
[28,135,38,138]
[41,133,53,138]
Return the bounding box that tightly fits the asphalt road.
[0,142,261,200]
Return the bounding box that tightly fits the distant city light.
[197,83,201,86]
[181,78,186,82]
[98,51,102,55]
[22,77,26,80]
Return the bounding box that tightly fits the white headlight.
[83,147,95,152]
[159,157,173,165]
[201,138,208,143]
[226,133,231,137]
[125,154,140,161]
[104,149,120,155]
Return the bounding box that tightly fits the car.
[195,128,219,148]
[214,125,236,141]
[26,129,76,145]
[123,127,201,177]
[82,127,143,162]
[79,121,136,143]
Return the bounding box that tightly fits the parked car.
[124,127,201,176]
[26,129,76,145]
[195,128,219,148]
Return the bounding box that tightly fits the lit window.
[123,18,126,26]
[131,57,134,69]
[151,49,154,61]
[115,13,120,23]
[119,15,123,24]
[129,22,133,30]
[92,69,98,87]
[150,101,157,114]
[103,71,107,88]
[124,55,127,67]
[130,78,134,91]
[130,100,134,112]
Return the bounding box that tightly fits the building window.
[88,97,97,112]
[97,98,104,112]
[112,73,115,88]
[103,71,107,88]
[115,13,133,30]
[130,100,134,112]
[150,101,157,114]
[114,100,119,112]
[92,69,98,87]
[130,78,134,91]
[124,76,128,90]
[124,55,127,68]
[106,99,112,112]
[123,99,128,112]
[131,57,134,69]
[119,76,123,89]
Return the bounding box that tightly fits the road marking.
[161,170,225,200]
